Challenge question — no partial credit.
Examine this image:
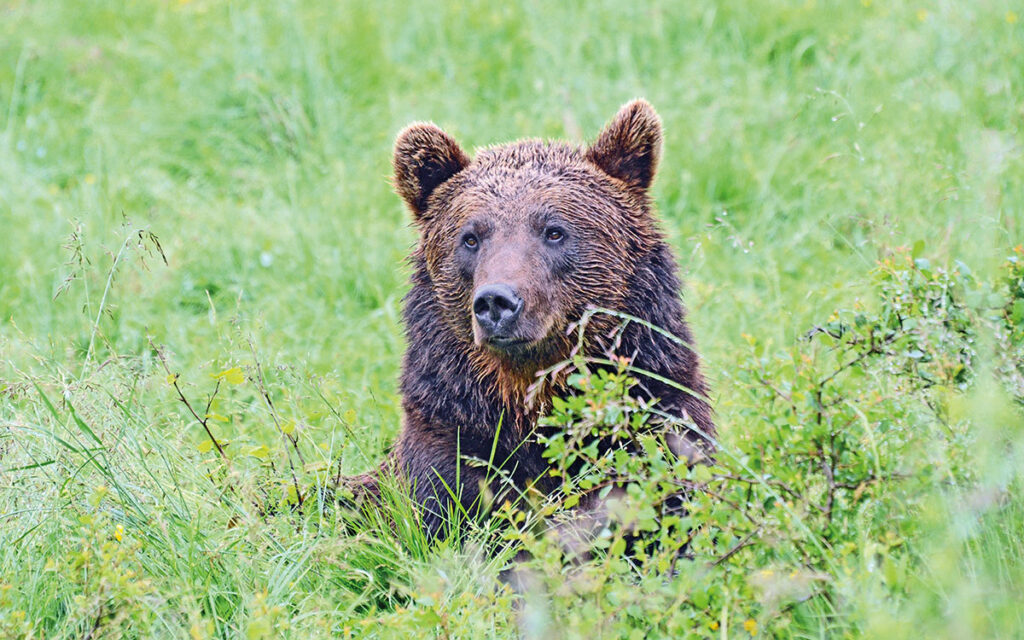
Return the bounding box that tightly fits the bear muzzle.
[472,283,525,348]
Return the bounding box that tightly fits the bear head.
[393,99,667,398]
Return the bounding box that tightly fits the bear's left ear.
[585,99,663,192]
[393,123,471,222]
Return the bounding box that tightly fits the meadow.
[1,0,1023,637]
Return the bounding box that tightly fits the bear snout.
[472,283,525,344]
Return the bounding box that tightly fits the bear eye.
[462,233,479,250]
[544,227,566,244]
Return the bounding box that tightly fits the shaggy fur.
[350,100,714,538]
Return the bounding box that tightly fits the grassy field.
[1,0,1023,637]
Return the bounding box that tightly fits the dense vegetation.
[2,1,1022,637]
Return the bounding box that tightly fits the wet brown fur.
[350,100,715,538]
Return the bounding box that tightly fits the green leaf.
[213,367,244,384]
[247,445,270,459]
[1011,299,1024,325]
[693,464,712,483]
[609,536,626,557]
[197,439,225,454]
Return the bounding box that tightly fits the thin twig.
[82,233,133,378]
[149,340,226,459]
[247,337,304,508]
[711,526,762,568]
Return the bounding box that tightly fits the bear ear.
[585,99,663,192]
[393,123,470,221]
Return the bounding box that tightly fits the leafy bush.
[483,250,1020,638]
[995,246,1024,404]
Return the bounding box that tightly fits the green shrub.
[488,251,1019,638]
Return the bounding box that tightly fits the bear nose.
[473,284,523,336]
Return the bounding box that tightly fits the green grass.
[1,0,1022,637]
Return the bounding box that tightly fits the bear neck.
[400,259,543,441]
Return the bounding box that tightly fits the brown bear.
[350,99,714,539]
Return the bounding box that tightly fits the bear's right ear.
[393,123,470,221]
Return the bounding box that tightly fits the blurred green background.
[3,1,1019,389]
